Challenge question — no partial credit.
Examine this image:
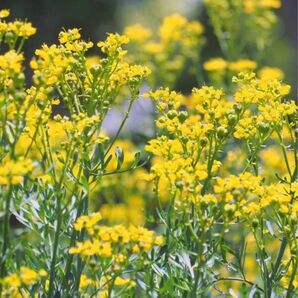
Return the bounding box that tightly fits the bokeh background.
[1,0,296,95]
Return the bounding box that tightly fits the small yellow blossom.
[59,28,81,44]
[97,33,129,55]
[258,66,284,80]
[203,57,228,72]
[229,59,257,73]
[0,157,34,185]
[124,24,152,43]
[0,9,10,18]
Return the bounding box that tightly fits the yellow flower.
[70,219,162,260]
[258,66,284,80]
[1,267,47,292]
[74,212,102,232]
[59,28,81,44]
[143,42,163,54]
[79,274,96,289]
[19,267,38,285]
[203,57,228,72]
[229,59,257,72]
[124,24,152,43]
[114,277,135,287]
[0,157,34,185]
[8,20,36,38]
[2,273,21,289]
[159,13,187,43]
[0,50,24,77]
[97,33,129,55]
[0,9,10,18]
[244,0,281,13]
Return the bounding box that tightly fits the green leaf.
[92,143,105,169]
[131,151,141,168]
[265,220,275,237]
[115,146,124,170]
[103,154,113,169]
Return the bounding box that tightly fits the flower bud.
[252,219,258,229]
[200,137,208,147]
[233,103,242,113]
[217,126,228,139]
[4,32,15,44]
[175,181,184,189]
[227,114,237,126]
[15,73,25,86]
[258,122,270,135]
[167,110,178,120]
[89,259,97,269]
[37,100,46,110]
[202,101,209,109]
[209,109,215,117]
[15,91,26,102]
[103,100,110,107]
[90,65,101,77]
[178,111,188,123]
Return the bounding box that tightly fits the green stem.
[192,232,205,297]
[47,193,62,298]
[243,140,262,174]
[62,170,84,293]
[211,277,264,292]
[164,193,175,263]
[254,228,271,298]
[74,187,89,294]
[104,97,136,159]
[16,37,25,54]
[271,237,287,281]
[46,144,73,296]
[0,186,12,292]
[201,135,215,195]
[286,258,297,298]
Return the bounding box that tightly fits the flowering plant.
[0,1,297,297]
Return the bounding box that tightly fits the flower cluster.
[69,212,162,296]
[204,0,280,60]
[0,9,36,39]
[0,267,47,297]
[70,214,162,258]
[0,158,33,185]
[124,13,205,88]
[145,71,298,295]
[203,56,286,90]
[204,58,257,73]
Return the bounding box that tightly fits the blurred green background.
[1,0,297,94]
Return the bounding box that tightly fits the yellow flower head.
[229,59,257,73]
[8,20,36,38]
[124,24,152,43]
[203,57,228,72]
[258,66,284,80]
[0,9,10,18]
[97,33,129,55]
[59,28,81,44]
